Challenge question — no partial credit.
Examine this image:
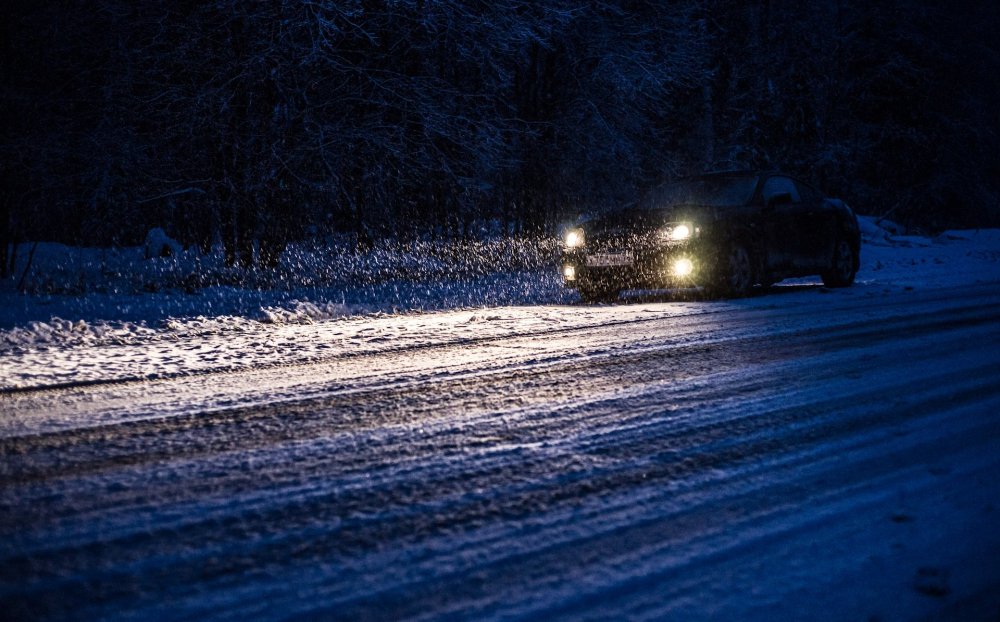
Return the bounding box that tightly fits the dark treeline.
[3,0,999,271]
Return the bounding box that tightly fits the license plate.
[586,252,632,267]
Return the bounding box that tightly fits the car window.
[795,180,822,204]
[761,176,800,203]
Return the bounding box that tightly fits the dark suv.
[560,171,860,302]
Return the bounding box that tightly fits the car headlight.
[565,228,585,248]
[671,257,694,277]
[662,223,695,241]
[670,224,691,240]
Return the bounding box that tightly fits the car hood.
[582,205,721,238]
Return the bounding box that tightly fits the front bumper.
[561,244,707,290]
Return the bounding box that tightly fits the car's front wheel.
[822,238,858,287]
[708,243,755,298]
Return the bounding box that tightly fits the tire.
[708,243,755,298]
[822,238,858,287]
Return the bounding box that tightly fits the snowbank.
[856,216,1000,289]
[143,228,184,259]
[0,237,568,335]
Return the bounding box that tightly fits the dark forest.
[3,0,999,272]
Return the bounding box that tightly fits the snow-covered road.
[3,275,1000,620]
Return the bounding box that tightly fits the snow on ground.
[2,217,1000,621]
[1,216,999,392]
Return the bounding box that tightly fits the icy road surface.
[3,277,1000,620]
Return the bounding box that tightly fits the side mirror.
[766,192,793,209]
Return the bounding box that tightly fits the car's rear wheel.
[708,243,754,298]
[822,238,857,287]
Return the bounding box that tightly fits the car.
[560,171,860,302]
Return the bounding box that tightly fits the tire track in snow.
[0,280,962,395]
[271,344,1000,620]
[2,282,996,436]
[1,284,999,621]
[0,294,995,466]
[1,297,995,541]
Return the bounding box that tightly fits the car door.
[793,180,837,270]
[758,175,804,272]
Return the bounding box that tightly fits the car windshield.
[640,174,759,209]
